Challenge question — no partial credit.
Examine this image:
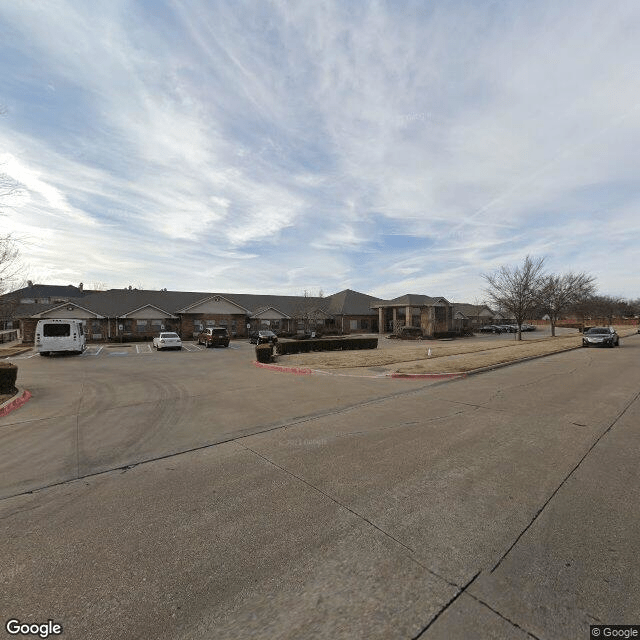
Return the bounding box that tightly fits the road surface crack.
[490,387,640,573]
[238,443,460,590]
[466,594,542,639]
[410,570,481,639]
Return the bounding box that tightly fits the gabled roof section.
[31,301,105,319]
[249,306,291,319]
[388,294,436,306]
[222,293,328,316]
[75,289,210,317]
[120,303,177,318]
[371,294,452,308]
[452,303,493,317]
[324,289,384,315]
[11,302,69,318]
[7,283,87,301]
[178,295,250,314]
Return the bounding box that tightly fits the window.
[43,323,70,337]
[205,319,216,327]
[350,320,358,330]
[136,320,149,332]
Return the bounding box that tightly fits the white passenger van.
[35,319,86,356]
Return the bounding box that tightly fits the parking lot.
[1,332,639,638]
[0,337,433,500]
[1,335,639,639]
[11,340,247,359]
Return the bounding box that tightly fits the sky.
[1,0,639,302]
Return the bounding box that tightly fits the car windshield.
[212,329,227,334]
[585,328,609,335]
[259,331,274,336]
[162,333,179,338]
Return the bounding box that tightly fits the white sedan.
[153,332,182,351]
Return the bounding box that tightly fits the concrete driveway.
[1,336,639,639]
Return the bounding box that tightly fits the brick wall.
[180,313,248,339]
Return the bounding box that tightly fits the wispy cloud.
[1,0,639,299]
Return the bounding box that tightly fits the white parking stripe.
[82,346,103,357]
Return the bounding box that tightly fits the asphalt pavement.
[1,336,639,639]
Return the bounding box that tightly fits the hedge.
[276,337,378,356]
[255,344,274,363]
[0,362,18,395]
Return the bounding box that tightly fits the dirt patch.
[278,327,638,374]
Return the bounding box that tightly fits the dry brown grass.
[0,346,31,358]
[278,327,638,374]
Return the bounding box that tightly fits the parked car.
[197,327,230,348]
[249,330,278,345]
[153,332,182,351]
[479,325,504,333]
[497,324,517,333]
[582,327,619,348]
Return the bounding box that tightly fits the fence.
[0,329,20,344]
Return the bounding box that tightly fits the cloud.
[0,0,639,299]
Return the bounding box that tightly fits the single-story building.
[4,284,465,343]
[371,295,454,336]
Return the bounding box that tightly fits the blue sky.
[1,0,639,301]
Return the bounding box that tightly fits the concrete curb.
[462,344,586,377]
[254,361,468,380]
[390,372,467,380]
[0,387,32,418]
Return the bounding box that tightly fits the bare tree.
[536,272,596,336]
[0,235,21,295]
[292,289,326,335]
[482,255,546,340]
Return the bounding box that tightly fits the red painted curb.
[390,372,467,379]
[254,362,313,375]
[0,389,32,418]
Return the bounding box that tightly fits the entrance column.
[378,308,383,334]
[392,308,397,331]
[405,306,411,326]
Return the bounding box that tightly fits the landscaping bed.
[278,327,638,374]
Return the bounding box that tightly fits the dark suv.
[249,330,278,345]
[197,327,230,348]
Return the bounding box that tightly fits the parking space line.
[82,346,103,357]
[136,344,153,354]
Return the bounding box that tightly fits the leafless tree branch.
[482,255,546,340]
